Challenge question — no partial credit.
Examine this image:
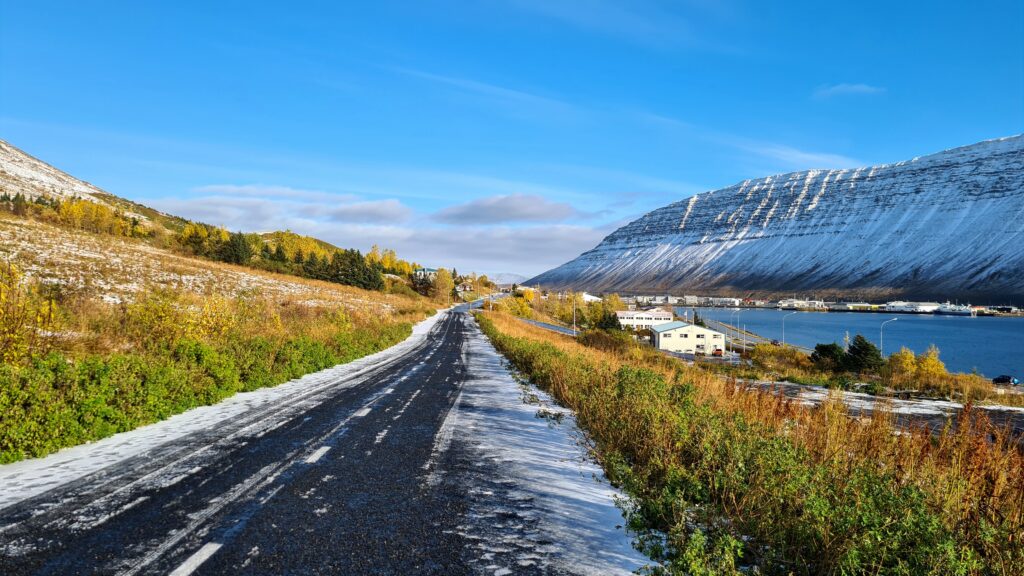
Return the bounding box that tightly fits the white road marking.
[374,428,390,445]
[305,446,331,464]
[168,542,222,576]
[354,407,372,417]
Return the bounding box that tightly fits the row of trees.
[1,193,149,238]
[366,245,418,277]
[175,223,385,291]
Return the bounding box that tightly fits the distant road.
[522,318,578,336]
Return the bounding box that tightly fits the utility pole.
[572,292,577,336]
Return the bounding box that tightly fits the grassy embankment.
[476,310,1024,575]
[0,216,435,463]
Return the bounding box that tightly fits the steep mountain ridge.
[529,135,1024,302]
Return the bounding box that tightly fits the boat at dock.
[936,302,976,316]
[884,301,941,314]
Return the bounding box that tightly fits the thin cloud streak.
[813,83,886,99]
[638,110,864,170]
[392,67,576,114]
[504,0,718,51]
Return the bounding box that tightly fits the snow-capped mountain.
[528,135,1024,302]
[488,272,529,286]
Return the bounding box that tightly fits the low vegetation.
[491,287,626,329]
[750,336,1021,405]
[476,310,1024,575]
[0,262,434,463]
[1,192,151,239]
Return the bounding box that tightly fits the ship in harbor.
[935,302,977,316]
[884,301,941,314]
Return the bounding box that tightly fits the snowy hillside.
[529,135,1024,302]
[0,140,114,205]
[489,272,529,285]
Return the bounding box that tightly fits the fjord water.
[679,308,1024,377]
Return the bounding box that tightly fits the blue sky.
[1,1,1021,276]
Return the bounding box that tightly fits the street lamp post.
[572,293,577,336]
[732,308,744,357]
[782,311,798,347]
[880,317,898,356]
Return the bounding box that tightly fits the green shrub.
[0,318,415,463]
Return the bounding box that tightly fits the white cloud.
[812,83,886,99]
[326,224,609,276]
[319,199,413,223]
[149,196,284,229]
[433,194,580,224]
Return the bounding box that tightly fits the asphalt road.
[0,308,572,575]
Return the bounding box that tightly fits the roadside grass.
[475,310,1024,575]
[0,219,436,463]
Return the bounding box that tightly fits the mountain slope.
[528,135,1024,302]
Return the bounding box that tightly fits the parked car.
[992,375,1020,386]
[712,349,724,357]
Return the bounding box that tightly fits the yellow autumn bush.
[0,262,58,363]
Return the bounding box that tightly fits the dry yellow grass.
[0,211,419,315]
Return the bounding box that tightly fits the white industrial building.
[651,321,726,355]
[615,309,674,330]
[707,297,742,307]
[777,298,826,310]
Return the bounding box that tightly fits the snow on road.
[0,310,446,511]
[451,317,649,575]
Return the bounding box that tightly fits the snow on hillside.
[0,213,398,313]
[488,272,529,286]
[0,140,114,206]
[529,135,1024,302]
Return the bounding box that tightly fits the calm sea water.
[674,307,1024,377]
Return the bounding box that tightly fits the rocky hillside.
[529,135,1024,302]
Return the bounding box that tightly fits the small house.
[651,321,726,355]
